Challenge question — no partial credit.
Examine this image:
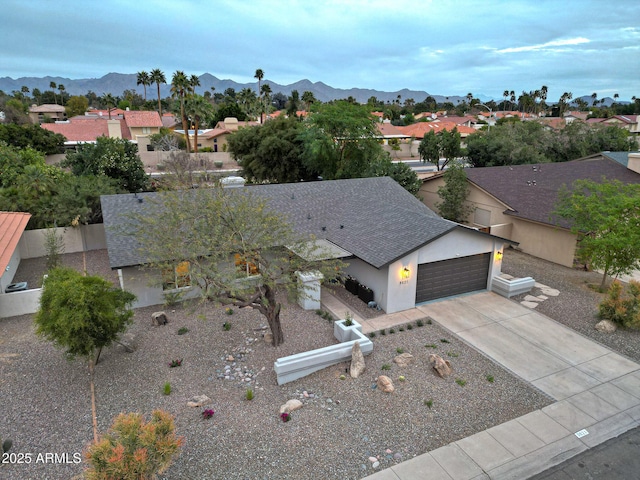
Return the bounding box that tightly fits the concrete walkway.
[323,290,640,480]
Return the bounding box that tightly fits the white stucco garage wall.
[343,259,389,310]
[119,267,201,309]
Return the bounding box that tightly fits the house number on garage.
[399,280,409,285]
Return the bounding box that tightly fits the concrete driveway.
[362,291,640,480]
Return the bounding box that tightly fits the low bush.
[598,280,640,328]
[85,410,183,480]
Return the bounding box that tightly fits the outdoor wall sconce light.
[401,267,411,280]
[495,251,503,261]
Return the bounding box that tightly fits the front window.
[234,254,259,276]
[162,261,191,290]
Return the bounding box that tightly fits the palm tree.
[58,84,66,106]
[260,84,272,121]
[509,90,515,110]
[184,94,214,153]
[287,90,300,116]
[171,70,192,153]
[466,92,473,106]
[254,69,264,122]
[613,93,619,104]
[591,92,598,107]
[136,71,150,102]
[50,81,58,104]
[301,90,316,112]
[101,93,116,119]
[150,69,166,116]
[503,90,509,111]
[189,74,200,94]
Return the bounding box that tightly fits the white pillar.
[296,271,323,310]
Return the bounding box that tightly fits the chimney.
[628,153,640,175]
[107,119,122,139]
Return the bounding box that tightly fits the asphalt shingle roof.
[101,177,457,269]
[465,155,640,228]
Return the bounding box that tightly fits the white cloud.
[497,37,590,54]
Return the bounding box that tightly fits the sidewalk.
[322,290,640,480]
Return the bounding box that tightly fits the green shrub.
[381,364,391,371]
[598,280,640,328]
[396,347,404,354]
[424,399,433,408]
[440,338,450,343]
[425,343,437,349]
[456,378,467,387]
[245,388,254,401]
[225,307,234,315]
[344,312,353,327]
[416,319,424,327]
[223,321,231,331]
[406,324,413,330]
[398,327,404,332]
[369,332,376,338]
[85,410,183,480]
[380,329,386,335]
[163,382,171,395]
[447,351,459,357]
[177,327,189,335]
[389,328,395,334]
[486,374,495,383]
[315,309,323,315]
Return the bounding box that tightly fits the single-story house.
[420,152,640,267]
[101,177,510,312]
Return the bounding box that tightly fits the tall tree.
[35,267,136,363]
[136,70,151,101]
[184,94,214,153]
[254,68,264,122]
[286,89,300,116]
[101,93,116,119]
[418,130,440,167]
[436,162,472,222]
[65,95,89,118]
[50,81,57,104]
[131,187,344,346]
[260,83,272,121]
[150,68,166,116]
[553,179,640,289]
[171,70,192,153]
[58,84,65,106]
[189,74,201,94]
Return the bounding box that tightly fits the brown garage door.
[415,253,491,303]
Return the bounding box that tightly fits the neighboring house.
[563,111,588,124]
[41,110,162,147]
[101,177,509,311]
[28,104,66,123]
[0,212,31,294]
[122,111,163,141]
[41,117,131,147]
[420,152,640,267]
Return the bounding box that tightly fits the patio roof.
[0,212,31,275]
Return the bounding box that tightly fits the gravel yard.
[2,247,637,479]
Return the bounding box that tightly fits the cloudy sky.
[2,0,639,101]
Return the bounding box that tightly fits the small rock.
[186,395,211,407]
[595,319,617,333]
[303,391,309,398]
[394,453,403,460]
[368,457,377,463]
[151,311,168,326]
[227,355,234,362]
[372,461,380,469]
[376,375,395,393]
[393,353,415,367]
[279,399,303,414]
[264,332,273,344]
[524,295,543,302]
[385,449,392,454]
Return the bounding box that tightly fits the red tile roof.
[0,212,31,275]
[397,121,476,138]
[41,117,131,142]
[376,123,407,137]
[124,110,163,128]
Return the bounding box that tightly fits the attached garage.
[415,253,491,303]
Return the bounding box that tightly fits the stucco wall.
[510,218,576,267]
[0,249,22,293]
[386,251,419,314]
[19,224,106,259]
[0,288,42,318]
[343,259,389,310]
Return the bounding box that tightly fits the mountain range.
[0,72,477,105]
[0,73,619,107]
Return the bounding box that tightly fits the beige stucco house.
[420,152,640,267]
[28,104,66,123]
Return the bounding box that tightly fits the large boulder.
[429,354,452,378]
[152,311,168,326]
[350,341,366,378]
[376,375,395,393]
[393,353,415,367]
[279,399,303,414]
